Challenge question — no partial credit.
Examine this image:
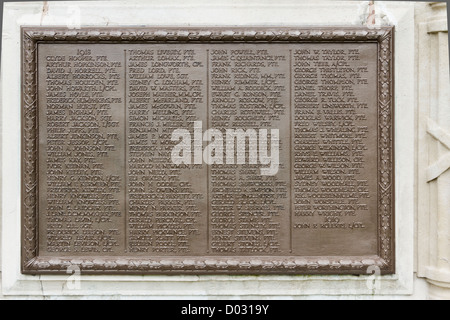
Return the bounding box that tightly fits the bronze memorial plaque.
[21,27,395,275]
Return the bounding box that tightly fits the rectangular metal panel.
[21,27,395,275]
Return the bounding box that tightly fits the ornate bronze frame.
[22,27,395,275]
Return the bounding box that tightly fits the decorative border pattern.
[22,27,395,275]
[378,30,395,273]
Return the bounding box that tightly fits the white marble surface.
[1,0,417,298]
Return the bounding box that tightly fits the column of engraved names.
[208,47,290,255]
[291,45,377,255]
[125,46,207,255]
[40,46,125,255]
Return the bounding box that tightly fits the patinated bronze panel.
[22,27,395,275]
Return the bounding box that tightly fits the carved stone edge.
[21,27,395,275]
